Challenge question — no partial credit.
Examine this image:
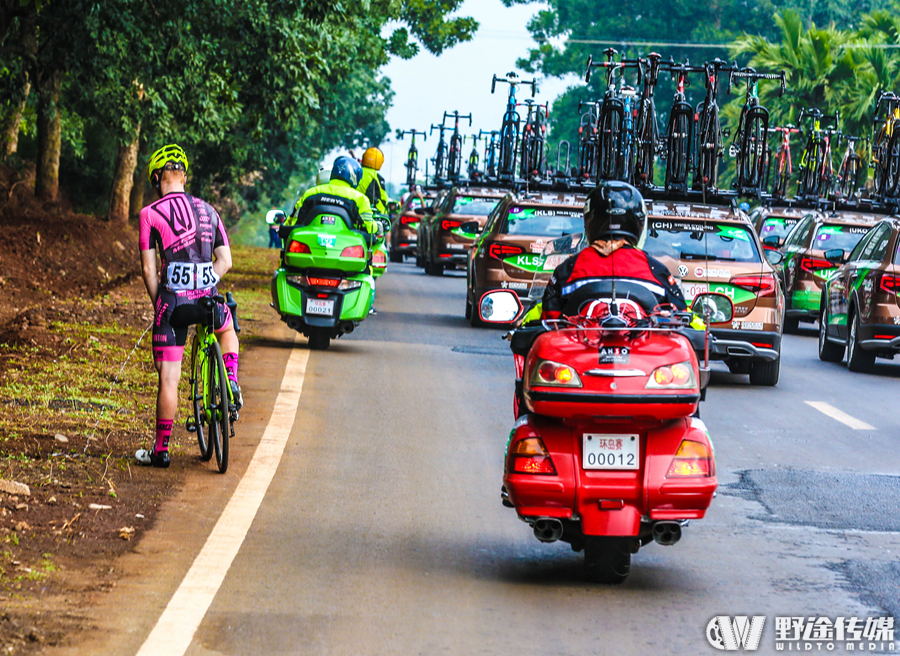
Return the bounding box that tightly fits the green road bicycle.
[186,292,241,473]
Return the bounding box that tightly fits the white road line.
[805,401,876,430]
[136,341,309,656]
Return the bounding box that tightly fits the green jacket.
[357,167,389,214]
[288,180,376,233]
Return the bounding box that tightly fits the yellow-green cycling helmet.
[147,144,190,183]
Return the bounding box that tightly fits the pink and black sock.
[223,352,239,384]
[154,419,173,454]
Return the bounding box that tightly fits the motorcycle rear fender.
[283,224,370,273]
[646,417,718,519]
[271,268,373,322]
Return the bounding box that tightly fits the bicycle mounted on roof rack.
[576,100,601,181]
[727,67,786,198]
[466,133,483,180]
[396,128,427,188]
[491,71,538,182]
[519,98,550,181]
[871,91,900,199]
[633,52,663,188]
[833,133,868,200]
[693,58,739,198]
[766,124,800,199]
[479,129,501,179]
[663,59,704,195]
[443,110,473,183]
[585,48,642,182]
[796,107,839,201]
[430,122,451,184]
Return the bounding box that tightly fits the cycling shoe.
[135,448,170,468]
[230,380,243,412]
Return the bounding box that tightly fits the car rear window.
[812,224,871,253]
[501,207,584,237]
[760,217,800,241]
[646,220,761,263]
[452,197,500,216]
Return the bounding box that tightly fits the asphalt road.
[58,263,900,656]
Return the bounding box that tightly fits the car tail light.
[879,273,900,294]
[441,219,463,231]
[729,273,776,297]
[488,243,525,260]
[530,359,583,387]
[307,276,340,288]
[372,250,387,265]
[288,241,310,254]
[645,361,697,389]
[341,245,365,258]
[400,215,418,225]
[800,257,836,273]
[666,440,714,477]
[507,419,557,475]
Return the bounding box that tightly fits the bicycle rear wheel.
[774,151,789,198]
[695,105,720,189]
[597,106,622,180]
[190,334,213,461]
[740,113,768,191]
[666,107,691,188]
[634,100,657,186]
[209,341,230,473]
[886,133,900,197]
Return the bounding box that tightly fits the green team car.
[776,210,883,332]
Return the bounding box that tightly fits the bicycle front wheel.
[209,341,230,474]
[695,105,720,189]
[191,334,213,461]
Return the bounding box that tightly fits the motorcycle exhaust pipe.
[532,518,563,543]
[286,317,302,331]
[341,322,355,334]
[652,521,682,546]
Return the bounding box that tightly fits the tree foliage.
[0,0,476,222]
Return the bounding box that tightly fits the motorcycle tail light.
[307,276,340,288]
[729,273,776,297]
[879,273,900,293]
[666,440,714,477]
[341,245,365,258]
[645,361,696,389]
[509,436,556,476]
[373,250,387,265]
[531,359,583,387]
[338,279,362,291]
[288,241,311,254]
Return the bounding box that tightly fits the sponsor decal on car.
[693,267,732,278]
[503,254,546,272]
[731,321,764,330]
[530,239,545,253]
[451,226,479,239]
[678,265,689,277]
[500,281,529,290]
[598,346,630,365]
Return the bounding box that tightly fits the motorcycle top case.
[523,328,701,420]
[283,213,369,274]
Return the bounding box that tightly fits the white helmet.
[316,168,332,185]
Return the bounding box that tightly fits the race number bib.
[166,262,219,292]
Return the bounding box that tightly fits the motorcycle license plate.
[306,299,334,316]
[582,434,639,470]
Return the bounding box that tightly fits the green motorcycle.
[268,206,377,350]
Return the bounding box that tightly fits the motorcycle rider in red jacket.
[542,181,687,319]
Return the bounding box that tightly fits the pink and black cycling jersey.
[139,192,229,296]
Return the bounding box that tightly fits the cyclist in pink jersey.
[136,144,241,468]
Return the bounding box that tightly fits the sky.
[324,0,579,192]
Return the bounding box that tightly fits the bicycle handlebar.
[491,71,537,97]
[443,111,473,127]
[728,68,787,96]
[396,128,427,142]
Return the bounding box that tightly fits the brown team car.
[776,209,883,332]
[644,200,785,385]
[466,190,586,326]
[390,190,436,263]
[418,186,506,276]
[820,216,900,372]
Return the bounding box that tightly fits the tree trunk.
[35,71,62,201]
[108,123,141,222]
[130,165,146,219]
[1,79,31,158]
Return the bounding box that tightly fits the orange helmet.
[362,147,385,171]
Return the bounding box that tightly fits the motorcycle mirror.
[479,290,523,324]
[266,209,286,225]
[691,293,734,324]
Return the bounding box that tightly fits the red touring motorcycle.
[482,234,726,583]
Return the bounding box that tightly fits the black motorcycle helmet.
[583,181,647,244]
